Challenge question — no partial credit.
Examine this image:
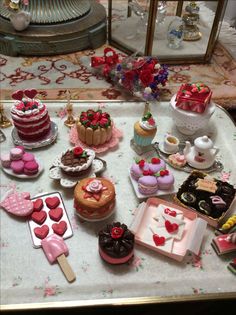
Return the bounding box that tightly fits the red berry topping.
[138,159,145,168]
[151,157,160,164]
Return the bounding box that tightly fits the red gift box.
[175,83,212,113]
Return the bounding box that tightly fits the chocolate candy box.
[175,171,236,227]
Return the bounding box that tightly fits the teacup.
[163,134,179,153]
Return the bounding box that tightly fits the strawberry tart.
[77,109,112,146]
[11,89,51,141]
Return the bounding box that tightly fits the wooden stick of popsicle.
[41,233,76,283]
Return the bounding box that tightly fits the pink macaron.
[10,147,23,161]
[130,160,149,181]
[0,153,11,168]
[24,161,39,175]
[148,157,166,174]
[138,175,158,195]
[156,169,174,190]
[22,152,35,163]
[10,160,24,174]
[15,146,25,153]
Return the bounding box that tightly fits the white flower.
[144,87,152,94]
[86,180,103,193]
[154,63,161,69]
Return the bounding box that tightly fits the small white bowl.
[169,94,216,135]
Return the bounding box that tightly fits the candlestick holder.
[0,103,12,128]
[64,90,76,128]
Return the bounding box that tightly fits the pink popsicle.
[41,234,76,282]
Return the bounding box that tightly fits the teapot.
[183,135,219,169]
[10,11,31,31]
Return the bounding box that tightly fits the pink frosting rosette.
[86,179,104,193]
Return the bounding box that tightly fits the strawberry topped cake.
[11,89,51,141]
[175,83,212,113]
[77,109,112,146]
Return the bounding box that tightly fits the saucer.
[158,142,178,155]
[11,121,58,149]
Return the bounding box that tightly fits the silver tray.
[153,142,223,173]
[11,121,58,149]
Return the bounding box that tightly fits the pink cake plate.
[69,124,123,153]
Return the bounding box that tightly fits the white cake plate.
[1,158,44,179]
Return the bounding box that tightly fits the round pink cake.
[156,169,174,190]
[138,175,158,195]
[148,157,166,174]
[130,160,149,181]
[11,99,51,141]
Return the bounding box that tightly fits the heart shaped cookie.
[24,89,37,99]
[52,220,67,236]
[12,90,24,101]
[45,196,60,209]
[0,192,33,217]
[164,208,177,217]
[33,199,43,212]
[31,210,47,225]
[34,225,49,239]
[165,220,179,233]
[153,234,165,246]
[49,207,63,222]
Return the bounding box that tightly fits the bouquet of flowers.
[91,48,168,101]
[4,0,29,10]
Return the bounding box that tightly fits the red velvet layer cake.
[11,90,51,141]
[175,83,212,113]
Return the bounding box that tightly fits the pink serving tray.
[130,197,207,262]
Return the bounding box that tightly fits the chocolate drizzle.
[99,222,134,258]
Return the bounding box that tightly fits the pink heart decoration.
[34,225,49,239]
[52,220,67,236]
[153,234,165,246]
[33,199,44,212]
[165,220,179,233]
[49,207,63,222]
[31,210,47,225]
[24,89,38,99]
[45,196,60,209]
[0,192,33,217]
[12,90,24,101]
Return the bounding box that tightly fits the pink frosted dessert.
[0,153,11,168]
[156,169,174,190]
[10,147,23,161]
[138,175,158,195]
[24,160,39,175]
[10,160,24,174]
[148,157,166,174]
[41,233,69,264]
[130,159,149,181]
[22,152,35,162]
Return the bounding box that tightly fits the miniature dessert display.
[129,157,175,199]
[41,233,76,282]
[0,146,43,178]
[98,222,135,264]
[58,147,95,177]
[74,178,116,221]
[133,103,157,149]
[77,109,112,146]
[211,233,236,256]
[130,197,207,262]
[11,89,51,141]
[175,171,236,227]
[170,82,215,135]
[0,191,34,217]
[28,192,73,248]
[183,135,219,170]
